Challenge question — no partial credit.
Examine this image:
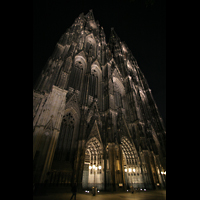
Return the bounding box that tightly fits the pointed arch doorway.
[82,137,104,190]
[121,136,145,189]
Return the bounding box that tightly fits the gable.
[65,93,81,123]
[86,101,101,123]
[86,120,102,144]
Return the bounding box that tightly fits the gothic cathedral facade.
[33,10,166,191]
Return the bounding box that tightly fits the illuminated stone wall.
[33,10,166,190]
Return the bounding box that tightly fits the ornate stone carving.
[33,10,166,190]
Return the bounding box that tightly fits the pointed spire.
[108,27,121,54]
[109,27,114,41]
[100,26,106,42]
[79,12,84,18]
[100,26,105,37]
[109,27,120,42]
[85,9,95,21]
[110,27,116,38]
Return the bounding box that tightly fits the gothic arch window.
[113,77,125,109]
[139,89,150,119]
[67,60,83,90]
[88,63,102,107]
[113,82,122,108]
[54,113,75,161]
[114,90,122,108]
[86,41,92,54]
[85,34,96,57]
[88,73,98,98]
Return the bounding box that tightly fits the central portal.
[82,137,104,190]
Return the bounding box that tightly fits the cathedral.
[33,10,166,191]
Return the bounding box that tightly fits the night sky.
[33,0,166,127]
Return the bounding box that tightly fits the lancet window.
[86,41,92,54]
[113,81,123,108]
[114,91,122,108]
[53,113,75,161]
[67,61,83,90]
[88,74,98,98]
[85,35,96,57]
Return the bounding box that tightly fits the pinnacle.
[100,26,105,37]
[110,27,119,39]
[85,9,95,21]
[108,27,121,45]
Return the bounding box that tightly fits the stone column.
[108,143,116,191]
[40,129,60,183]
[73,140,86,190]
[119,144,126,190]
[103,145,107,191]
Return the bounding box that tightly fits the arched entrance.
[121,136,145,189]
[82,137,104,190]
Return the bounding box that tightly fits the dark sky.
[33,0,166,127]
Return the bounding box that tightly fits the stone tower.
[33,10,166,191]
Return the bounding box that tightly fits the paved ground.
[33,190,166,200]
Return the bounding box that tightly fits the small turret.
[84,9,99,36]
[109,28,120,43]
[100,26,106,42]
[84,9,95,21]
[108,28,121,54]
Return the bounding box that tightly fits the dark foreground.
[33,189,166,200]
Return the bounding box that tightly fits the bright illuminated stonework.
[33,10,166,191]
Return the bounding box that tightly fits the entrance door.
[82,137,104,190]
